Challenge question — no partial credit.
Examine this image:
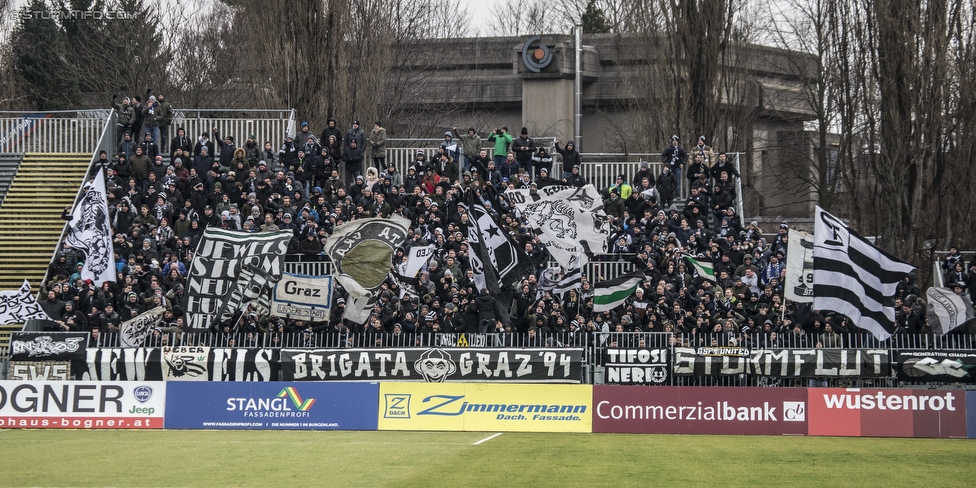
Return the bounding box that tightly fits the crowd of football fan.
[36,102,975,348]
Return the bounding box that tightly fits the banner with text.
[271,273,333,322]
[185,229,291,330]
[279,347,583,383]
[378,382,591,432]
[602,348,670,385]
[76,347,279,382]
[9,332,87,361]
[0,380,165,429]
[593,386,808,436]
[807,388,967,438]
[165,381,378,430]
[672,348,890,379]
[895,350,976,383]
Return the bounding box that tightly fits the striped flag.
[593,271,644,312]
[685,255,715,281]
[554,267,583,295]
[813,206,914,341]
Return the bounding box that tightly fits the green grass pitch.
[0,430,973,487]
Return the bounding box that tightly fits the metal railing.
[170,109,295,157]
[0,110,110,153]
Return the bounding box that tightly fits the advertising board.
[164,382,378,430]
[0,380,165,429]
[806,388,967,438]
[378,383,591,432]
[592,386,808,435]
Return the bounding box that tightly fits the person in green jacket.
[487,126,513,169]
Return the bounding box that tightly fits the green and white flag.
[685,255,715,281]
[593,271,644,312]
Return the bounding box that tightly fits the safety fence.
[169,109,296,155]
[0,110,109,153]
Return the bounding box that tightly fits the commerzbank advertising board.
[378,383,592,432]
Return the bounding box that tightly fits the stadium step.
[0,152,91,355]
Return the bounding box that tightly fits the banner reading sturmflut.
[506,184,611,269]
[185,229,292,330]
[272,273,333,322]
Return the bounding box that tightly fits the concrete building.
[393,33,818,217]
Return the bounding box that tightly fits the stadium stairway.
[0,152,91,355]
[0,153,25,207]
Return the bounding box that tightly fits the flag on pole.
[925,287,975,335]
[64,168,115,285]
[593,271,644,312]
[537,266,582,298]
[785,229,815,303]
[813,206,914,341]
[0,280,51,325]
[119,306,165,347]
[325,216,410,324]
[685,255,715,281]
[465,196,533,293]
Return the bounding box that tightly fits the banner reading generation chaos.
[672,347,890,378]
[279,347,583,383]
[896,350,976,383]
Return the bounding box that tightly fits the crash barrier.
[0,380,971,438]
[8,332,976,389]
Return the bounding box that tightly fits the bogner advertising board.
[378,383,592,433]
[592,386,808,436]
[806,388,968,438]
[165,382,378,430]
[0,381,165,429]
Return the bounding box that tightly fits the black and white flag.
[119,306,165,347]
[65,168,115,285]
[925,287,975,335]
[538,267,582,298]
[185,229,292,329]
[0,280,51,325]
[465,196,534,293]
[506,184,611,268]
[325,217,410,323]
[813,206,914,341]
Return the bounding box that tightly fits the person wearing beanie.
[451,126,482,172]
[487,126,513,169]
[511,126,536,177]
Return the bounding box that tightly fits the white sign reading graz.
[272,273,333,322]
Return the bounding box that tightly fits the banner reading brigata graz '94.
[279,347,583,383]
[673,347,890,378]
[185,229,292,330]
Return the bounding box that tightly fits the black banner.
[280,347,584,383]
[75,347,280,382]
[672,347,890,378]
[602,348,669,385]
[9,332,88,361]
[896,350,976,383]
[185,229,291,330]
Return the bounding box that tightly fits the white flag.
[399,244,436,278]
[119,306,165,347]
[0,280,51,325]
[785,229,814,303]
[64,168,116,285]
[925,287,975,335]
[505,184,611,268]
